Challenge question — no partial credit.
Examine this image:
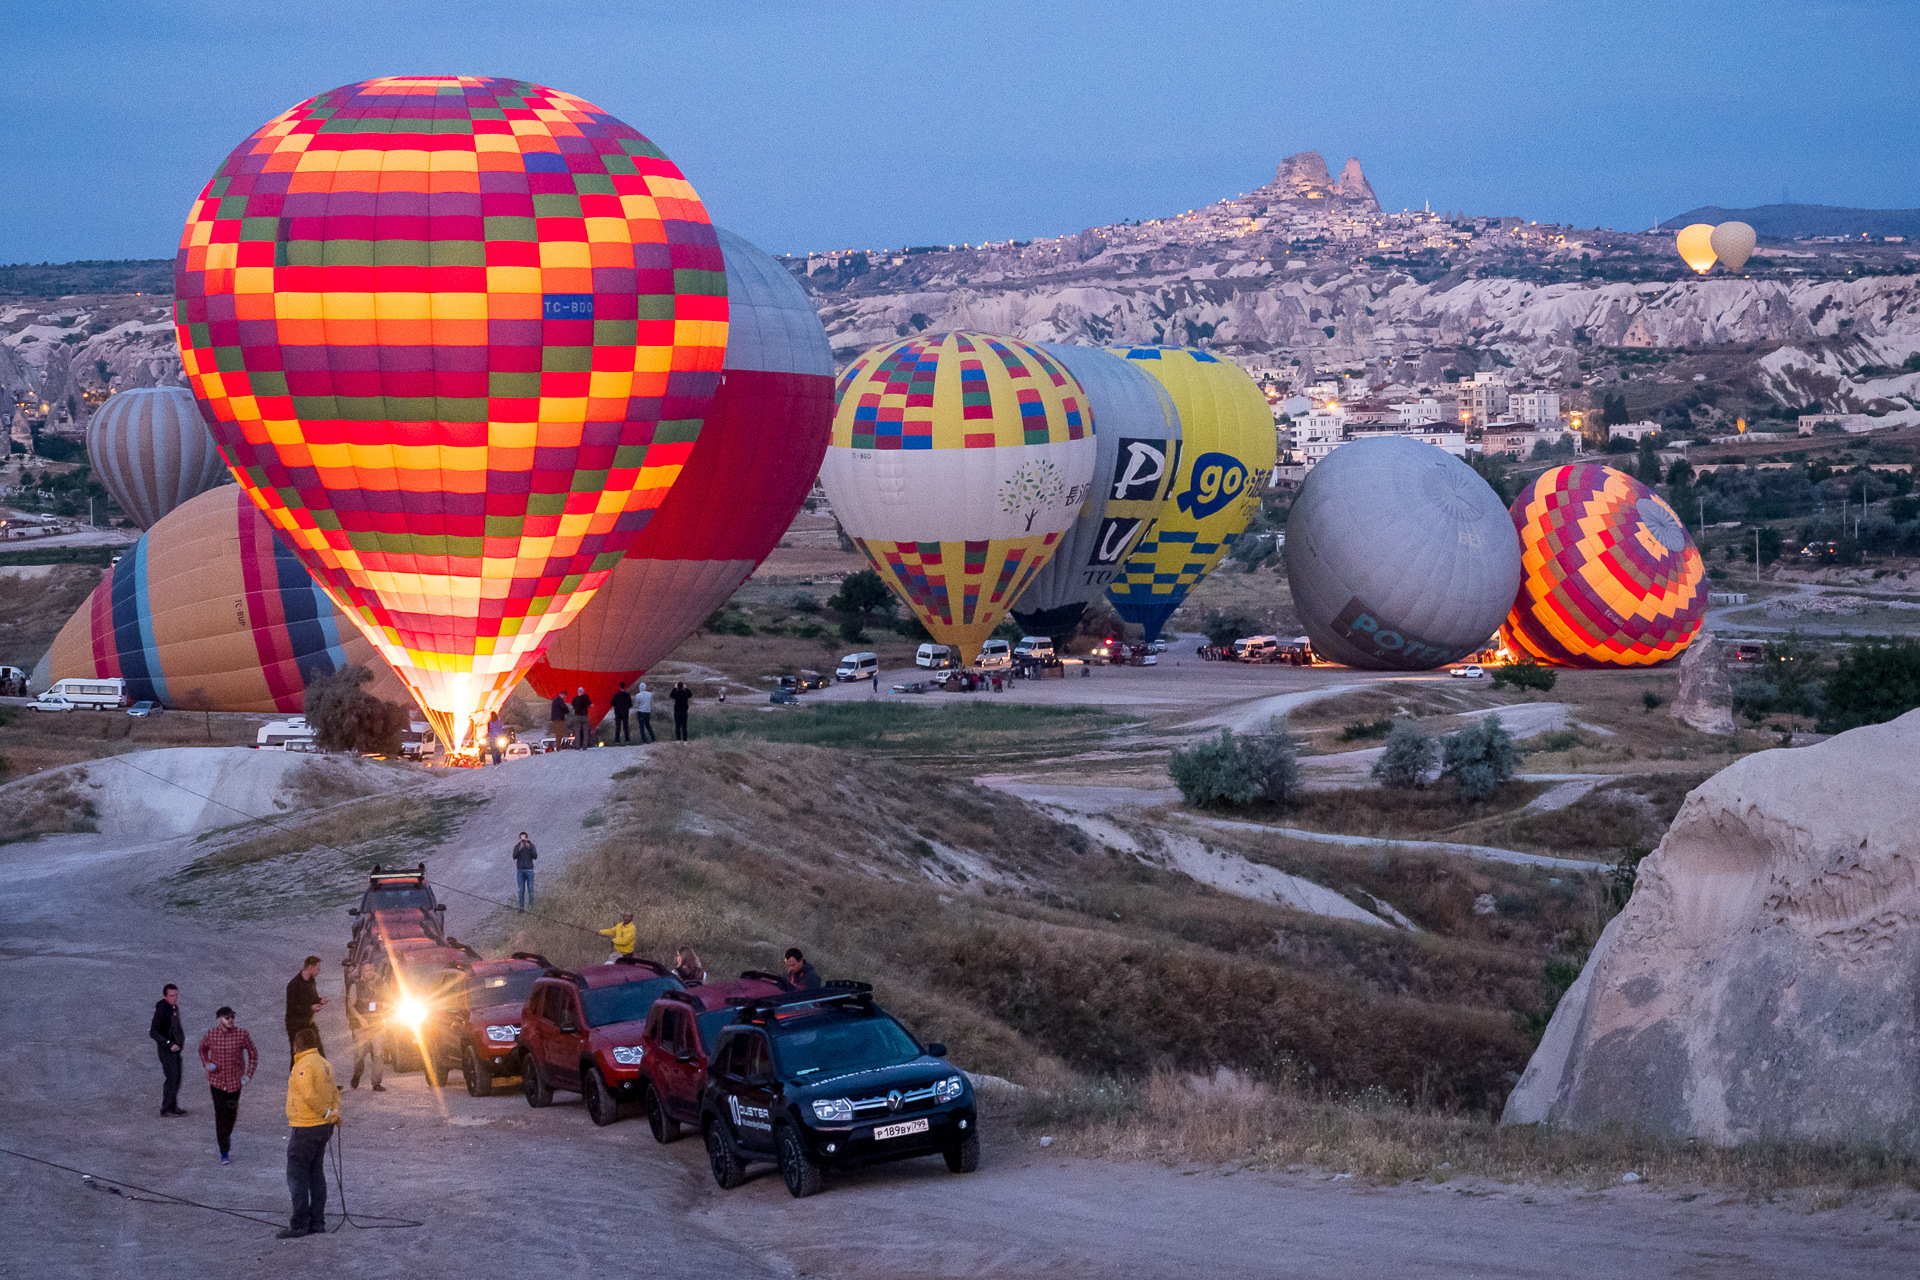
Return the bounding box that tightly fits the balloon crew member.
[548,693,568,750]
[197,1006,258,1164]
[783,948,821,991]
[634,682,656,743]
[513,832,538,911]
[570,687,592,749]
[284,956,327,1067]
[669,682,692,742]
[346,964,386,1092]
[487,714,504,765]
[279,1025,340,1240]
[610,682,634,744]
[149,982,187,1117]
[600,911,636,963]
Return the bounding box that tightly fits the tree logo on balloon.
[1000,461,1068,532]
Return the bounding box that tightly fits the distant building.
[1797,413,1873,435]
[1349,426,1468,458]
[1510,390,1562,426]
[1620,315,1656,348]
[1393,397,1450,427]
[1483,423,1582,457]
[1455,374,1509,426]
[1288,407,1347,470]
[1609,420,1662,442]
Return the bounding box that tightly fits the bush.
[1641,691,1664,711]
[1202,610,1260,648]
[705,609,754,637]
[1817,636,1920,733]
[1491,663,1557,693]
[1170,730,1259,808]
[1442,716,1522,803]
[1239,734,1302,806]
[1339,718,1394,742]
[1370,721,1437,789]
[302,664,410,755]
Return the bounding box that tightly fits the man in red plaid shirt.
[197,1006,258,1166]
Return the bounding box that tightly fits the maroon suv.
[408,953,550,1096]
[635,972,791,1143]
[517,960,685,1126]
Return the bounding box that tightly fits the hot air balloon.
[1008,343,1182,639]
[820,332,1098,659]
[1709,221,1756,273]
[174,76,727,750]
[1501,463,1705,668]
[40,486,405,712]
[85,386,230,528]
[1675,223,1717,273]
[1102,347,1277,641]
[525,227,834,719]
[1284,438,1520,670]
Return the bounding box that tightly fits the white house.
[1797,413,1873,435]
[1609,420,1662,442]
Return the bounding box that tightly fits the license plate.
[872,1118,929,1141]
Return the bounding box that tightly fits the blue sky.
[3,0,1915,262]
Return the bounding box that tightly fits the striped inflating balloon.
[1501,464,1706,668]
[85,387,230,528]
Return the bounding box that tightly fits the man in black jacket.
[284,957,327,1067]
[149,983,188,1116]
[569,687,592,749]
[609,682,633,744]
[548,693,568,749]
[669,682,692,742]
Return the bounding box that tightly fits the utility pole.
[1755,528,1761,584]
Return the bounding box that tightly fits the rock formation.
[1274,151,1333,197]
[1670,628,1735,734]
[1334,157,1377,207]
[1504,710,1920,1153]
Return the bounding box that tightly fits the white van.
[975,639,1012,669]
[1231,635,1280,663]
[399,720,436,758]
[257,716,317,751]
[1013,636,1054,660]
[836,652,879,682]
[49,677,126,709]
[915,643,952,669]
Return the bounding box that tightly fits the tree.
[1491,662,1556,693]
[1817,637,1920,733]
[828,569,893,641]
[1169,730,1259,808]
[1371,720,1437,789]
[1240,733,1302,805]
[1202,610,1260,648]
[302,664,410,755]
[176,687,216,743]
[1442,715,1521,802]
[1467,453,1512,506]
[1636,437,1662,485]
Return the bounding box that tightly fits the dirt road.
[3,759,1916,1278]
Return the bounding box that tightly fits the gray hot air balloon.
[86,386,229,528]
[1009,343,1183,639]
[1284,438,1520,670]
[1709,221,1756,273]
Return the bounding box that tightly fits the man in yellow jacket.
[599,911,636,963]
[279,1025,340,1240]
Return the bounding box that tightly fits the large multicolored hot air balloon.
[1675,223,1717,273]
[525,227,834,718]
[1502,463,1705,668]
[40,486,405,712]
[174,76,727,748]
[1103,347,1276,641]
[1285,438,1521,670]
[1709,221,1756,273]
[86,386,230,528]
[1008,342,1182,639]
[821,332,1098,659]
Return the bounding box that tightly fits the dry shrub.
[0,766,100,843]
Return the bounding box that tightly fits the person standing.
[598,911,636,963]
[669,682,692,742]
[197,1006,258,1164]
[149,983,188,1117]
[284,957,327,1067]
[570,687,592,749]
[634,682,656,743]
[486,714,504,765]
[871,670,879,697]
[346,965,386,1093]
[610,682,633,744]
[783,948,821,991]
[548,692,568,750]
[512,831,538,911]
[279,1026,340,1240]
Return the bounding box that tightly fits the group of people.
[145,957,344,1239]
[545,681,697,751]
[594,913,821,992]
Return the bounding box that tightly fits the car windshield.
[769,1012,922,1079]
[468,969,541,1008]
[365,887,431,911]
[695,1007,738,1048]
[581,976,680,1028]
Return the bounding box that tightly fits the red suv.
[407,953,550,1096]
[517,960,685,1126]
[635,971,791,1144]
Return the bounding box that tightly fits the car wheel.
[463,1046,492,1098]
[705,1122,746,1190]
[584,1067,618,1127]
[525,1056,553,1109]
[777,1124,823,1198]
[945,1130,980,1174]
[644,1085,680,1144]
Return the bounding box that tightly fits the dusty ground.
[3,747,1916,1279]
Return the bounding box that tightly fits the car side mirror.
[926,1043,947,1058]
[346,908,360,916]
[435,904,447,913]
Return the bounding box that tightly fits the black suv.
[699,983,977,1198]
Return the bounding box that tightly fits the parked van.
[835,652,879,682]
[1231,636,1280,663]
[49,677,126,709]
[399,720,436,758]
[915,643,952,669]
[975,639,1012,669]
[1013,636,1054,660]
[256,716,317,751]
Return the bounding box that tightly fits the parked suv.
[408,953,551,1096]
[699,983,977,1198]
[370,941,483,1077]
[344,863,446,973]
[517,960,685,1125]
[634,972,792,1143]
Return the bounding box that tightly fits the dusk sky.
[5,0,1916,263]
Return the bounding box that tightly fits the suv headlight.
[934,1075,965,1103]
[485,1025,519,1043]
[609,1045,646,1066]
[811,1098,853,1123]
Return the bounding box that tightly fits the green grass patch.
[0,545,121,567]
[707,700,1136,756]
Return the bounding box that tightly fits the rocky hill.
[1657,204,1920,241]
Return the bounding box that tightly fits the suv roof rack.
[508,951,551,967]
[610,955,670,975]
[727,981,874,1023]
[737,969,793,988]
[543,968,587,989]
[655,988,701,1009]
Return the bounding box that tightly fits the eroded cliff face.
[1505,710,1920,1151]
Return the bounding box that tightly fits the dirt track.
[3,751,1917,1279]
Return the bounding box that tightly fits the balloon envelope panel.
[1102,347,1276,641]
[1284,438,1520,669]
[1010,343,1182,636]
[820,332,1098,658]
[86,387,230,529]
[173,75,726,745]
[526,227,834,718]
[1502,463,1706,668]
[44,487,404,712]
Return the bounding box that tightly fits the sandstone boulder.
[1503,710,1920,1152]
[1670,628,1734,734]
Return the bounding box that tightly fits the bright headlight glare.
[811,1098,853,1123]
[395,998,427,1029]
[935,1075,965,1103]
[485,1024,519,1043]
[610,1045,646,1065]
